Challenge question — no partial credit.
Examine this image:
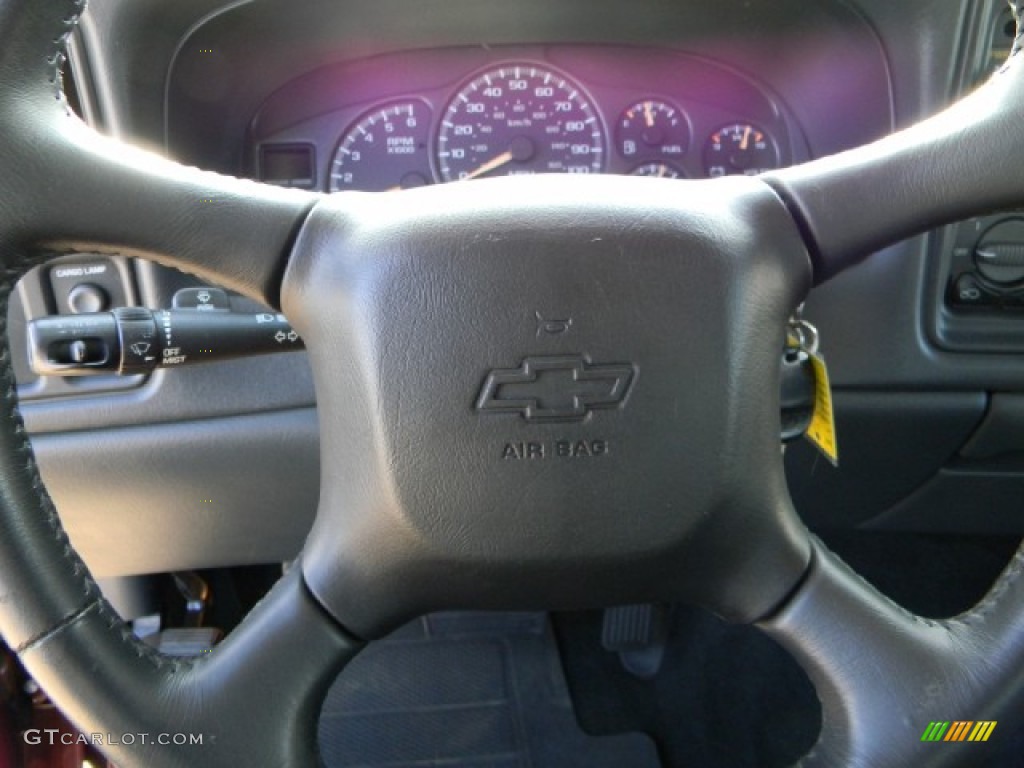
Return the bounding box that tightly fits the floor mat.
[318,612,660,768]
[553,606,820,768]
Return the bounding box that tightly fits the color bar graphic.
[921,721,996,742]
[921,722,950,742]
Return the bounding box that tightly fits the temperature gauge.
[703,123,781,177]
[617,100,689,161]
[329,101,433,192]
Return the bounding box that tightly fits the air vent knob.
[975,218,1024,286]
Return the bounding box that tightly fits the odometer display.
[437,64,605,182]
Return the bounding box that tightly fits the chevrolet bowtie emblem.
[476,355,636,423]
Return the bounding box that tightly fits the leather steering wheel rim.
[0,2,1022,767]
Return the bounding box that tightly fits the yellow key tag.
[805,352,839,466]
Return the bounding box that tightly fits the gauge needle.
[463,150,514,181]
[643,102,655,128]
[740,125,752,151]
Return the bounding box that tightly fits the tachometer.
[329,101,432,192]
[437,64,605,182]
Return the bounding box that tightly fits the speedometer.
[437,64,605,182]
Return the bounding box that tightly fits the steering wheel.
[1,1,1024,766]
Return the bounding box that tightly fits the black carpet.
[318,611,660,768]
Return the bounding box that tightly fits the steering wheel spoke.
[759,538,1024,767]
[764,6,1024,284]
[7,117,318,308]
[0,0,318,308]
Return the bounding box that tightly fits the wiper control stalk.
[27,307,303,376]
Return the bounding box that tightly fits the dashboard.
[247,46,805,192]
[26,0,1024,583]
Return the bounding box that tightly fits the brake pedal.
[601,603,670,680]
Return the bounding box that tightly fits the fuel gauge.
[617,100,689,161]
[703,123,781,177]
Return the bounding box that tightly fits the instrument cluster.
[250,46,806,192]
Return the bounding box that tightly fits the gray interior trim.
[34,408,320,577]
